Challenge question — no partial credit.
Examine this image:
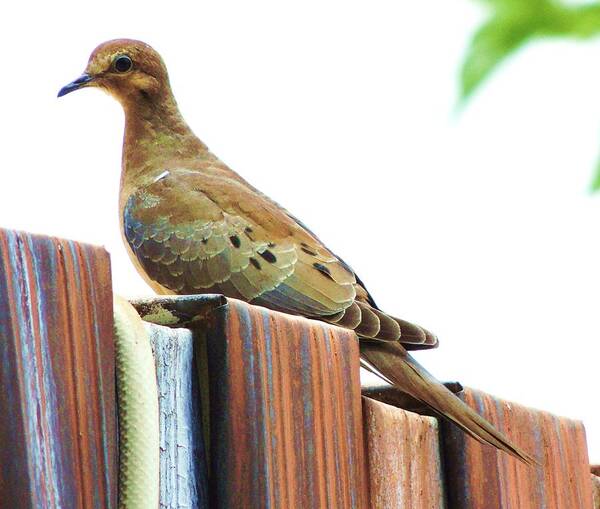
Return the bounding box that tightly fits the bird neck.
[120,92,208,191]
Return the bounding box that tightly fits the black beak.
[57,74,93,98]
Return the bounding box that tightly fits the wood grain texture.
[441,387,593,509]
[0,229,116,508]
[204,298,368,509]
[147,322,208,509]
[363,397,445,509]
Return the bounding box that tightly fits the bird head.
[58,39,171,105]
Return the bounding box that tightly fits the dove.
[59,39,534,464]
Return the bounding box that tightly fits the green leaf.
[460,0,600,104]
[459,19,532,104]
[590,157,600,192]
[565,5,600,38]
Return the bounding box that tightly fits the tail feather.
[322,301,438,349]
[360,341,536,465]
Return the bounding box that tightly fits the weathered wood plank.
[441,387,594,509]
[147,322,208,509]
[0,229,117,508]
[206,299,368,508]
[363,397,445,508]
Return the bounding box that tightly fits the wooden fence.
[0,228,596,508]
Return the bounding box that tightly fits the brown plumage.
[59,39,534,464]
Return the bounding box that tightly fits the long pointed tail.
[360,341,536,465]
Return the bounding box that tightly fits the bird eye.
[113,55,133,73]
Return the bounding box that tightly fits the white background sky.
[2,1,599,462]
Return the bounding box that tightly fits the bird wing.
[123,169,355,313]
[123,168,436,348]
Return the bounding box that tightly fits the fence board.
[147,322,209,508]
[441,387,593,509]
[206,299,368,508]
[0,229,116,509]
[363,397,445,508]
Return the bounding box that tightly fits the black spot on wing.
[301,246,318,256]
[229,235,241,248]
[249,257,261,270]
[313,262,334,281]
[259,250,277,263]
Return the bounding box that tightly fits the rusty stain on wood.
[363,396,445,508]
[441,387,593,509]
[204,298,368,509]
[0,229,117,509]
